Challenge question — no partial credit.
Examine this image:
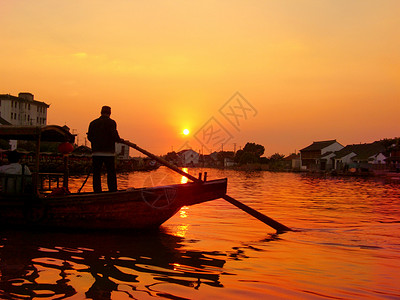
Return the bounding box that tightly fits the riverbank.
[197,163,400,183]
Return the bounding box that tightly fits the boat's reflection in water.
[0,229,226,299]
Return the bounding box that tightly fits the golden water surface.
[1,167,399,299]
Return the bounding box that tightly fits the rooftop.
[300,140,338,152]
[0,93,50,107]
[335,142,385,160]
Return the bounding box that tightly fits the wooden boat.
[0,178,227,229]
[0,125,227,230]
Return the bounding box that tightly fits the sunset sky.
[1,0,399,156]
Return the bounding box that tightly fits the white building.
[116,143,130,160]
[300,140,344,170]
[0,93,49,126]
[178,149,199,166]
[334,142,386,170]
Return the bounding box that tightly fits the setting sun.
[183,129,190,136]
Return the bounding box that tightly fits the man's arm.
[113,120,123,142]
[87,121,93,142]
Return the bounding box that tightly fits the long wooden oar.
[122,140,292,233]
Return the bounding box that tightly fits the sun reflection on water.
[172,263,181,271]
[174,205,190,237]
[179,206,189,219]
[174,224,189,238]
[180,168,189,184]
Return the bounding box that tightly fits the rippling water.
[1,167,400,299]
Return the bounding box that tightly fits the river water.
[1,167,400,299]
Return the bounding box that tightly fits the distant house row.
[171,140,400,172]
[166,149,236,167]
[298,139,400,172]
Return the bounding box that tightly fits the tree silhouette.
[234,142,265,164]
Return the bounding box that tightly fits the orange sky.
[1,0,399,156]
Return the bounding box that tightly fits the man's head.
[101,106,111,116]
[7,150,22,163]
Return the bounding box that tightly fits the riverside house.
[300,140,344,171]
[385,144,400,171]
[284,153,301,170]
[334,142,386,171]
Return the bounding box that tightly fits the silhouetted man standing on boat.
[87,106,122,192]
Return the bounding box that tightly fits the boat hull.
[0,178,227,230]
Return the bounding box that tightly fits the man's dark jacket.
[87,116,121,153]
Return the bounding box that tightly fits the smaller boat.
[0,125,227,230]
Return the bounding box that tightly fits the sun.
[183,129,190,135]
